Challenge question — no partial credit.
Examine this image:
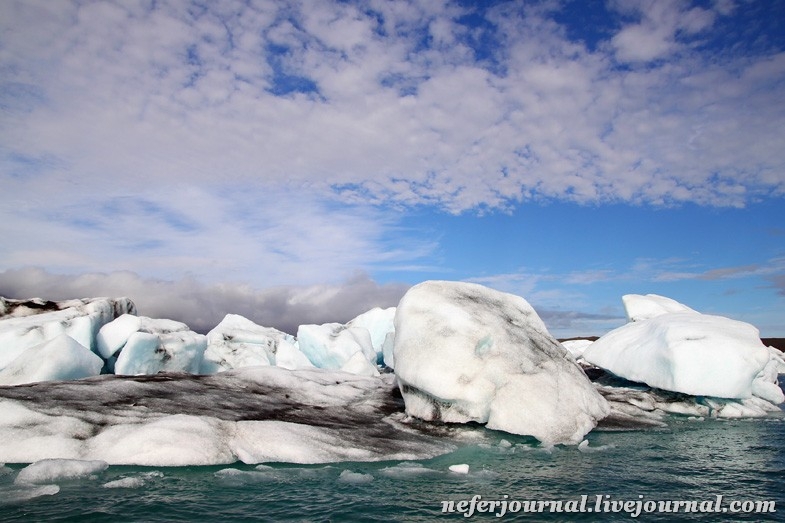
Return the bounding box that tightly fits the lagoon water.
[2,411,783,522]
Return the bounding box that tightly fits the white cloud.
[2,0,783,215]
[1,0,784,305]
[0,185,435,288]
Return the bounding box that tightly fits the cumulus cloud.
[0,267,409,334]
[609,0,717,62]
[2,0,783,215]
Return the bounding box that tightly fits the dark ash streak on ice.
[0,368,455,464]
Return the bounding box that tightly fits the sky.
[1,0,784,337]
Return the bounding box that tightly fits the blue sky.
[1,0,784,336]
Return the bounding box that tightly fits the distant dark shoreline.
[762,338,785,352]
[559,337,785,353]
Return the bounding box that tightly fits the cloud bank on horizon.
[1,0,784,336]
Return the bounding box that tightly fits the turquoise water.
[1,415,783,522]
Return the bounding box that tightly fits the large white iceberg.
[201,314,312,373]
[583,294,784,404]
[393,280,610,445]
[0,297,135,371]
[98,315,207,375]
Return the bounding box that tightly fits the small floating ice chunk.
[577,440,615,453]
[337,470,373,483]
[498,439,512,449]
[14,458,108,485]
[448,464,470,474]
[102,471,162,489]
[102,477,145,489]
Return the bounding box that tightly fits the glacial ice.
[346,307,396,364]
[0,367,453,466]
[109,316,207,375]
[622,293,697,322]
[0,334,104,386]
[201,314,312,373]
[0,287,782,467]
[393,280,610,445]
[560,339,594,360]
[0,297,134,370]
[296,323,376,370]
[583,294,783,403]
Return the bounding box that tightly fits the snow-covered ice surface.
[583,294,784,404]
[0,367,454,466]
[621,293,697,322]
[0,297,135,371]
[393,281,610,445]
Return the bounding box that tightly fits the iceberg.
[0,334,104,386]
[0,367,453,466]
[0,297,135,370]
[583,294,783,404]
[346,307,396,364]
[392,280,610,445]
[99,315,207,375]
[201,314,312,373]
[296,323,377,373]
